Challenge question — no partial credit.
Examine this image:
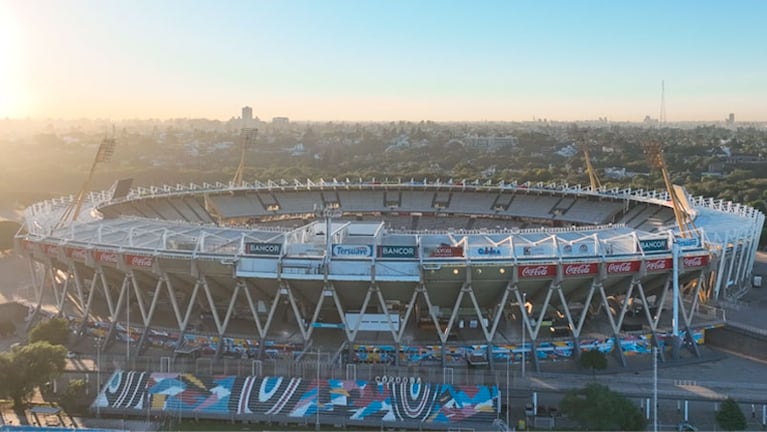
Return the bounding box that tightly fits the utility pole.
[316,348,320,431]
[521,292,527,377]
[653,346,658,432]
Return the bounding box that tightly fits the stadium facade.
[15,179,764,368]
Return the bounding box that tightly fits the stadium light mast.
[233,128,258,186]
[58,128,117,227]
[573,126,602,192]
[643,141,696,238]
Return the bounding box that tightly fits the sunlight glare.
[0,4,23,117]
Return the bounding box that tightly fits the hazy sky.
[1,0,765,122]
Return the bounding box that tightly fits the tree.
[0,319,15,336]
[59,378,87,414]
[560,383,646,431]
[580,348,608,377]
[0,341,67,408]
[0,220,21,251]
[29,317,71,346]
[716,397,746,431]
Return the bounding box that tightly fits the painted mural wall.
[93,370,499,427]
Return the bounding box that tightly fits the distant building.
[464,135,518,151]
[726,113,735,126]
[242,106,253,123]
[272,117,290,125]
[556,144,578,158]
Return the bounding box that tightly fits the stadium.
[13,157,765,428]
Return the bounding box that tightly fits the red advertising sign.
[518,264,557,279]
[427,245,464,258]
[606,260,641,275]
[65,247,89,261]
[94,251,120,265]
[562,262,599,277]
[19,240,34,252]
[124,254,154,268]
[645,258,673,272]
[42,244,60,257]
[683,254,709,268]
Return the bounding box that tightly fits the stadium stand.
[557,199,623,225]
[207,194,265,219]
[505,194,561,219]
[400,191,437,212]
[338,190,387,212]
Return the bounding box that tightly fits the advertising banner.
[518,264,557,279]
[377,245,418,259]
[42,244,60,257]
[425,245,464,258]
[65,247,89,261]
[606,260,641,275]
[124,254,154,268]
[683,254,709,268]
[561,243,593,255]
[245,242,282,256]
[639,238,669,253]
[562,262,599,277]
[470,245,510,258]
[332,244,373,258]
[675,237,701,249]
[645,258,673,272]
[94,251,120,265]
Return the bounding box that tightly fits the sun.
[0,3,23,117]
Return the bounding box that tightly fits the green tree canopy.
[0,220,21,251]
[0,319,16,336]
[29,317,71,346]
[560,383,646,431]
[580,348,608,376]
[59,378,88,414]
[0,341,67,408]
[716,397,747,431]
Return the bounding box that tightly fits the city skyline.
[1,0,766,122]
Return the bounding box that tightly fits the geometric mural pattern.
[93,370,499,427]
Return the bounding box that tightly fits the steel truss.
[20,249,723,374]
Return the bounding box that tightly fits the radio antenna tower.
[659,80,667,125]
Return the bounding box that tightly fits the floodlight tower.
[570,125,602,192]
[643,141,695,237]
[578,131,602,192]
[233,128,258,186]
[58,128,117,227]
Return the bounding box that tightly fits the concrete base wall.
[706,326,767,358]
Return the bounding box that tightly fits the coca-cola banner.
[562,262,599,277]
[42,244,60,257]
[125,254,154,268]
[94,251,120,265]
[518,264,557,279]
[606,260,641,275]
[65,247,89,261]
[645,258,673,272]
[20,240,34,252]
[683,254,709,268]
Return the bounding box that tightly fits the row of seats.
[104,190,641,227]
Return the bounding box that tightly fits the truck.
[753,275,763,288]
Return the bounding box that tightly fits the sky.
[1,0,766,122]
